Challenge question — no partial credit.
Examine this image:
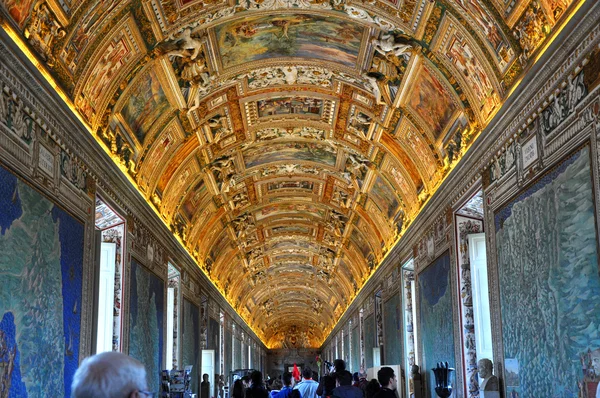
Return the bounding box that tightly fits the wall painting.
[383,293,402,366]
[182,298,200,393]
[351,325,360,372]
[495,146,600,398]
[0,165,84,397]
[129,258,164,393]
[364,313,375,369]
[418,251,455,398]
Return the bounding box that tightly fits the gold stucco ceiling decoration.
[0,0,581,347]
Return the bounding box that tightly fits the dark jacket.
[372,388,396,398]
[247,385,269,398]
[332,385,363,398]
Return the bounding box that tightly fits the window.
[468,233,493,362]
[94,197,125,354]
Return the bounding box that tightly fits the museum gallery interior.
[0,0,600,395]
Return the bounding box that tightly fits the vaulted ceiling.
[1,0,578,347]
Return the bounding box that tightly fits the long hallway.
[0,0,599,396]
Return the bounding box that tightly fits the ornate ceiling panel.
[0,0,582,347]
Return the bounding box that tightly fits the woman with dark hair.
[321,375,336,398]
[247,371,269,398]
[233,379,246,398]
[365,379,380,398]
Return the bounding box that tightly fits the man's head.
[302,366,313,380]
[591,349,600,376]
[282,372,293,387]
[203,374,210,382]
[377,367,396,390]
[242,376,251,387]
[71,352,148,398]
[358,370,367,381]
[251,371,263,386]
[333,359,346,372]
[477,359,493,379]
[335,370,353,387]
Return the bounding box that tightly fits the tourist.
[71,352,149,398]
[332,371,363,398]
[246,371,269,398]
[372,368,396,398]
[294,367,319,398]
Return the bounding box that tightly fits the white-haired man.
[71,352,151,398]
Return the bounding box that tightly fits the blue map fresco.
[383,293,402,366]
[351,326,360,372]
[129,259,164,393]
[364,314,374,369]
[182,298,199,393]
[209,317,220,376]
[0,165,83,397]
[419,252,455,398]
[495,146,600,397]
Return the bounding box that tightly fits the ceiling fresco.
[0,0,581,347]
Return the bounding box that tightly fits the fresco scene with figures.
[0,0,599,396]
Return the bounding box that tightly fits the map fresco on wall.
[351,325,360,372]
[225,330,232,378]
[182,298,200,393]
[234,337,242,369]
[0,165,84,398]
[495,146,600,398]
[214,14,364,69]
[343,332,350,365]
[383,293,402,366]
[419,251,455,398]
[364,313,375,369]
[209,317,220,374]
[129,259,164,393]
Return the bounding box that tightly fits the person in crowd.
[365,380,380,398]
[247,371,269,398]
[294,367,319,398]
[290,389,302,398]
[71,351,150,398]
[201,373,210,398]
[320,375,336,398]
[243,376,252,389]
[332,370,363,398]
[233,379,246,398]
[352,373,359,388]
[317,360,345,396]
[274,372,294,398]
[218,374,226,398]
[373,368,396,398]
[270,378,283,398]
[356,371,368,396]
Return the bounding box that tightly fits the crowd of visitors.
[70,352,399,398]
